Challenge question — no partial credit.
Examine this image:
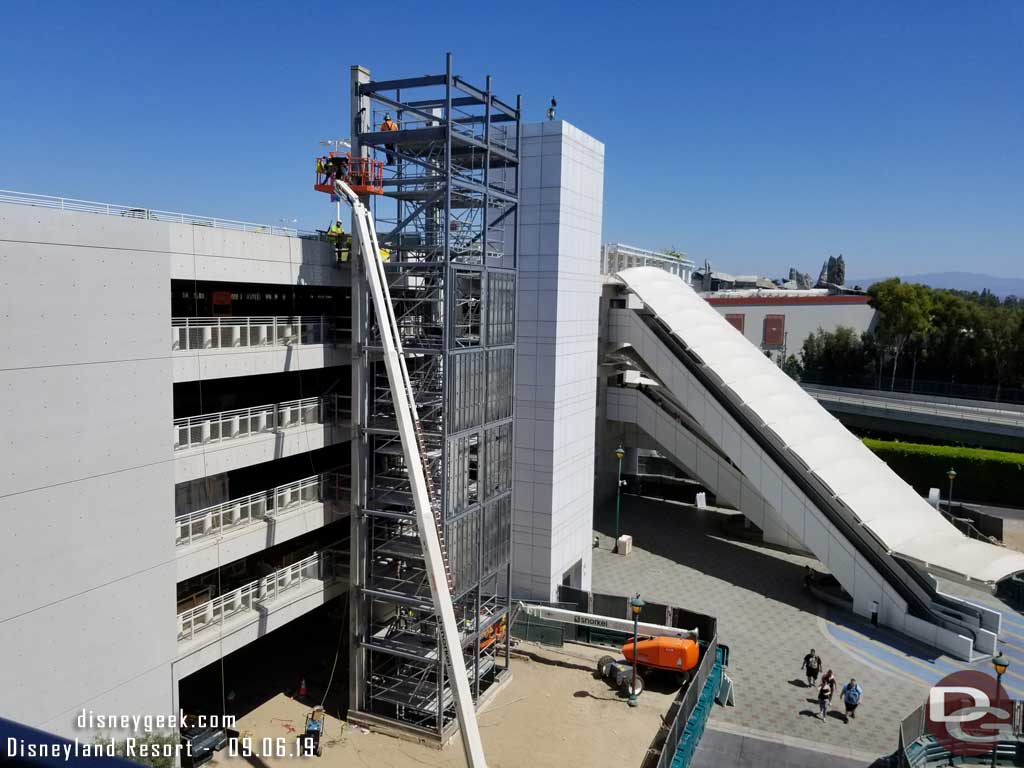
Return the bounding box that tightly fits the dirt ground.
[212,641,675,768]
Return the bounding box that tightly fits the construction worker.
[380,113,398,165]
[315,156,326,185]
[327,220,349,262]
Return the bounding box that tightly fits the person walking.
[841,678,863,722]
[802,648,822,687]
[817,669,836,720]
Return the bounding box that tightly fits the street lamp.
[991,653,1009,767]
[628,594,645,708]
[947,468,957,514]
[614,445,625,550]
[320,139,352,222]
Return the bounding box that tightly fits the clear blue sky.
[2,1,1021,278]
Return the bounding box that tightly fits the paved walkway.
[693,724,878,767]
[592,495,939,759]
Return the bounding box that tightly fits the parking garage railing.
[177,552,331,642]
[174,473,352,546]
[0,189,311,236]
[173,396,321,451]
[171,315,350,352]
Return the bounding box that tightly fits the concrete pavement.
[591,494,935,760]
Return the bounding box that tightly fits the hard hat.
[384,113,391,120]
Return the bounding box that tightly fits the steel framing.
[347,55,520,739]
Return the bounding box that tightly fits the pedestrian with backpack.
[841,678,863,722]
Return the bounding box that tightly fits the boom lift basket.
[315,152,384,196]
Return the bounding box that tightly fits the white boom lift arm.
[514,602,699,640]
[335,179,488,768]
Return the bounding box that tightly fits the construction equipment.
[514,602,700,696]
[302,707,325,757]
[323,174,488,768]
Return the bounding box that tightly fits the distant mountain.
[846,272,1024,298]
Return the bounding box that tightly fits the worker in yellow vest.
[327,220,349,263]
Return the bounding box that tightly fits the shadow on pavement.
[595,497,818,613]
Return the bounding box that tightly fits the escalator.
[609,267,1024,659]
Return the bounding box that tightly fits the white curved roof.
[618,266,1024,585]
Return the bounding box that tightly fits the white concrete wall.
[0,203,177,736]
[173,579,346,681]
[605,387,803,551]
[169,224,344,287]
[708,300,876,356]
[513,121,604,600]
[173,424,349,484]
[0,202,353,735]
[176,502,341,581]
[173,343,349,382]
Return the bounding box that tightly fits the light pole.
[614,445,625,550]
[628,594,644,708]
[991,653,1009,767]
[319,139,351,221]
[947,468,957,514]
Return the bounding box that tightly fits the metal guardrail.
[173,396,321,451]
[800,374,1024,407]
[806,386,1024,428]
[171,315,346,352]
[0,189,316,237]
[177,552,328,642]
[602,243,695,282]
[175,473,350,546]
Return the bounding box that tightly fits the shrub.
[862,438,1024,507]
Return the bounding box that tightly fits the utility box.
[616,534,633,556]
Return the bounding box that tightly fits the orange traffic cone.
[299,678,307,698]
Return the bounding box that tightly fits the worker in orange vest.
[380,113,398,165]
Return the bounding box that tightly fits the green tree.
[800,326,873,383]
[868,278,933,390]
[981,307,1024,399]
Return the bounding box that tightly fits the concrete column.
[201,326,211,349]
[200,421,211,443]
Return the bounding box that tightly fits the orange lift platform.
[315,152,384,196]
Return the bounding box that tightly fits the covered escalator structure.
[604,266,1024,660]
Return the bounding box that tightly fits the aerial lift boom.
[333,178,488,768]
[515,602,700,695]
[515,602,698,640]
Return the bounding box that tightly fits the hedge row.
[862,438,1024,507]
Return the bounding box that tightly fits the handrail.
[0,189,318,237]
[171,315,349,352]
[177,552,328,642]
[602,243,695,278]
[173,396,321,451]
[175,473,348,546]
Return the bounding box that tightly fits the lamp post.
[991,653,1009,768]
[628,594,644,708]
[614,445,625,550]
[947,468,957,515]
[319,139,352,221]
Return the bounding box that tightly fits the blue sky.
[1,1,1020,278]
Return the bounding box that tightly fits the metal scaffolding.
[347,55,520,740]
